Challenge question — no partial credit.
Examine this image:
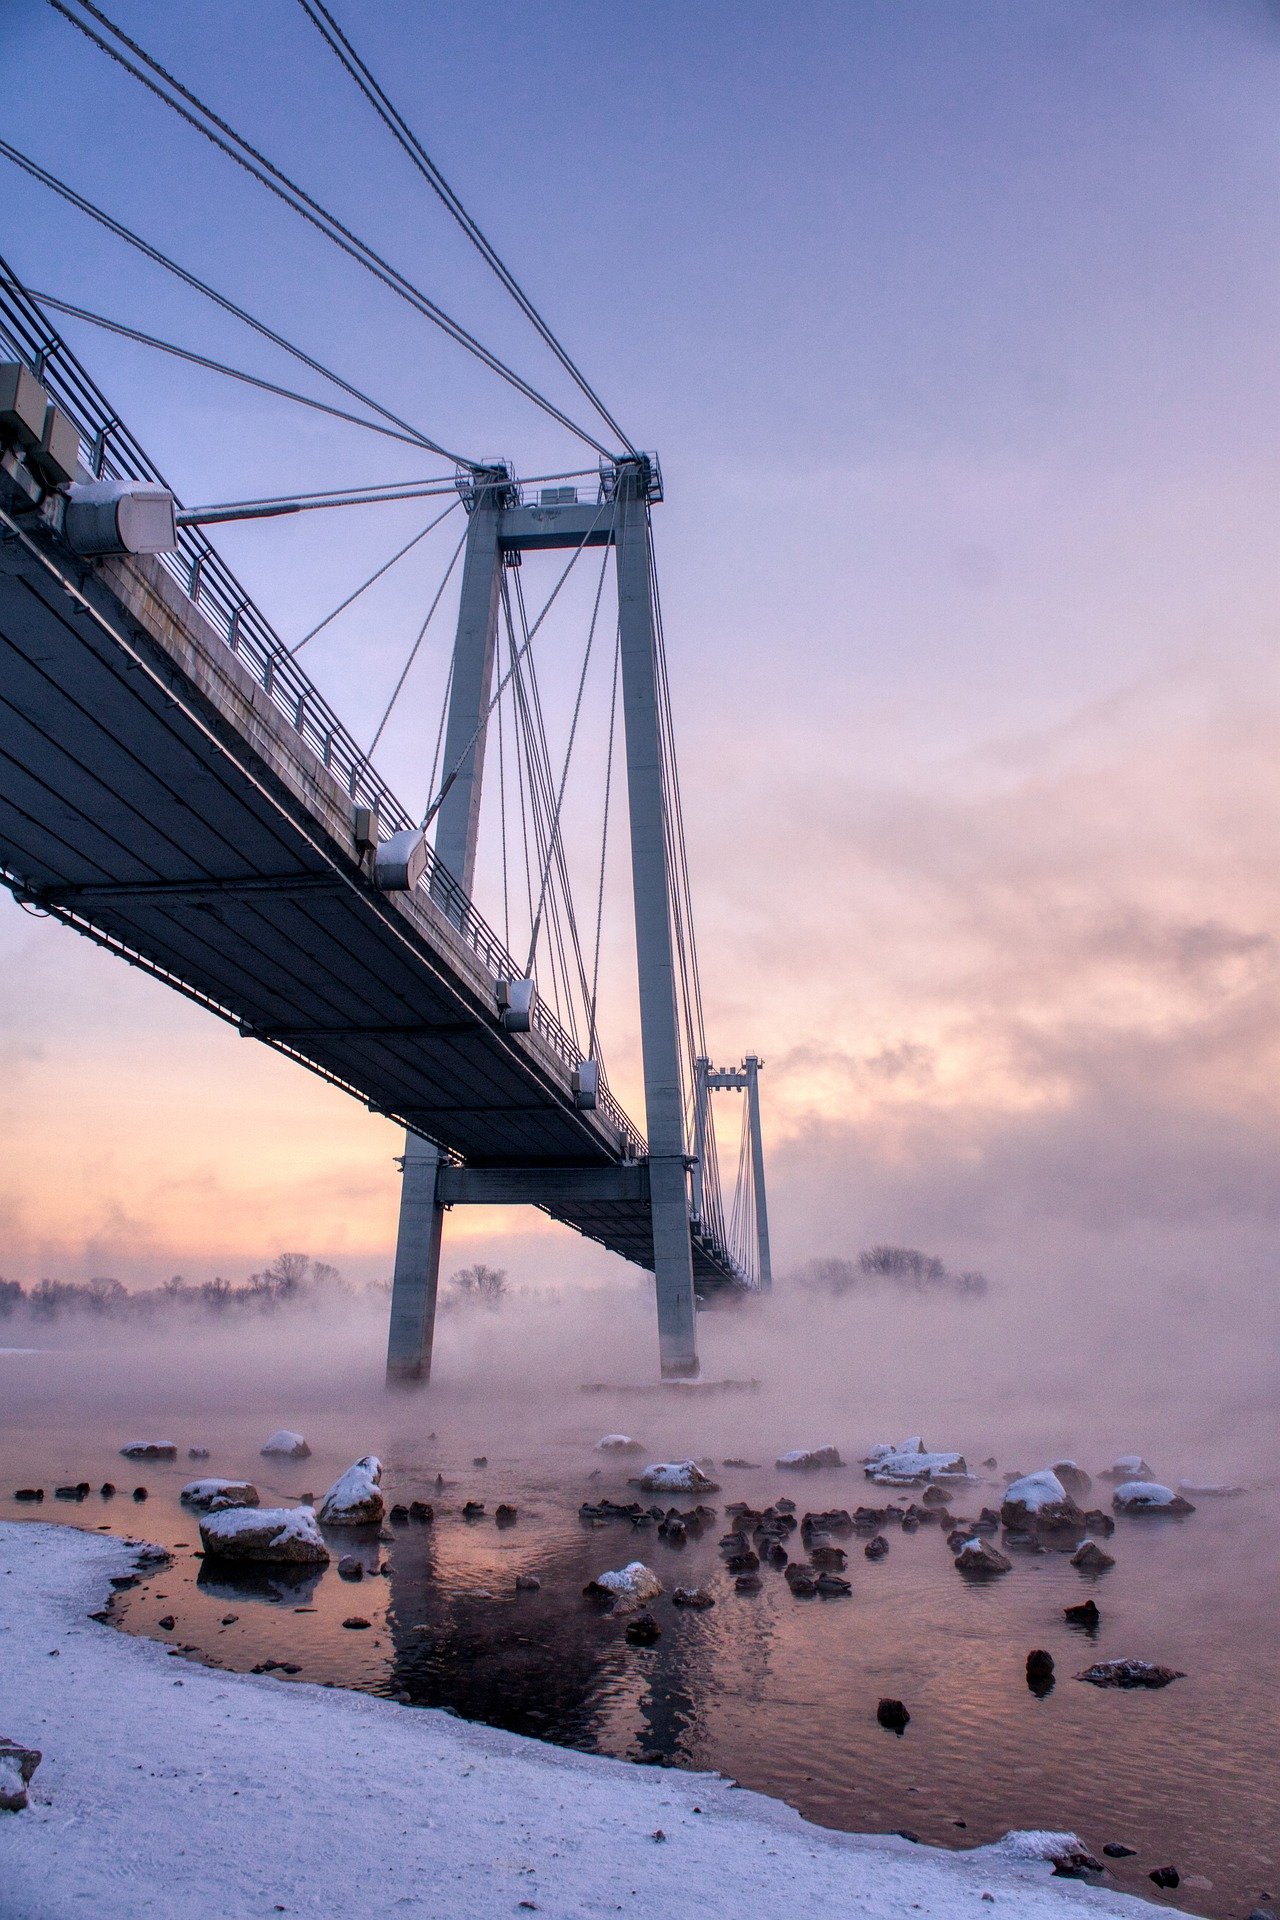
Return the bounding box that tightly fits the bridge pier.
[385,1132,445,1386]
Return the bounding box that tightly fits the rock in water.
[1070,1538,1115,1572]
[1000,1470,1084,1532]
[864,1533,890,1560]
[187,1447,209,1461]
[877,1698,910,1731]
[1075,1659,1185,1689]
[1100,1454,1154,1482]
[260,1430,310,1460]
[863,1437,970,1484]
[1149,1866,1180,1889]
[635,1461,720,1495]
[514,1574,541,1592]
[1026,1649,1055,1690]
[584,1561,663,1608]
[1051,1460,1093,1501]
[119,1441,177,1460]
[317,1456,384,1527]
[672,1585,715,1608]
[1111,1480,1195,1515]
[337,1555,364,1581]
[199,1506,330,1566]
[625,1609,662,1644]
[1102,1843,1137,1858]
[597,1434,645,1454]
[0,1738,42,1812]
[955,1537,1012,1577]
[180,1479,260,1512]
[775,1446,843,1471]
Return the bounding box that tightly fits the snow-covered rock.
[1000,1470,1083,1531]
[0,1737,41,1812]
[596,1434,644,1454]
[635,1461,719,1494]
[776,1446,842,1471]
[1112,1480,1195,1515]
[954,1536,1012,1576]
[864,1437,969,1484]
[198,1506,329,1565]
[1070,1538,1115,1571]
[180,1479,260,1512]
[119,1441,176,1460]
[980,1831,1103,1874]
[260,1430,310,1459]
[317,1456,384,1527]
[587,1561,663,1608]
[1100,1454,1153,1481]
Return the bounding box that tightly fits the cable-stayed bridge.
[0,0,772,1383]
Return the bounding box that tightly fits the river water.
[3,1332,1277,1919]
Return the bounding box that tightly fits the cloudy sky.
[3,0,1280,1318]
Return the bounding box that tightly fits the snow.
[592,1561,664,1605]
[636,1460,719,1493]
[597,1434,644,1453]
[0,1520,1182,1920]
[259,1429,309,1458]
[316,1454,384,1525]
[1112,1481,1192,1513]
[1002,1470,1068,1512]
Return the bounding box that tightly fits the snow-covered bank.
[0,1520,1184,1920]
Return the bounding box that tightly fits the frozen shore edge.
[0,1519,1183,1919]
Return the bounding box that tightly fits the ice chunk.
[317,1456,384,1527]
[260,1430,310,1459]
[199,1505,329,1565]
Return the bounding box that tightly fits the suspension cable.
[368,523,469,757]
[419,503,606,831]
[523,537,612,979]
[588,624,621,1063]
[295,0,636,457]
[289,502,457,656]
[11,285,428,448]
[0,138,457,461]
[47,0,616,457]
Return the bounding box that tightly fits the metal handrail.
[0,268,645,1158]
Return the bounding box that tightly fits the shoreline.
[0,1518,1183,1919]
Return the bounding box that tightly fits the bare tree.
[449,1263,508,1309]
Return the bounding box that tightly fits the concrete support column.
[431,473,507,906]
[385,1132,445,1386]
[614,466,699,1379]
[745,1055,772,1293]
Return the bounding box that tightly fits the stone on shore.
[316,1456,384,1527]
[260,1431,310,1460]
[0,1738,42,1812]
[198,1506,329,1566]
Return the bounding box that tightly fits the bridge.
[0,252,771,1383]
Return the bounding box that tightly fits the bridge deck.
[0,470,743,1297]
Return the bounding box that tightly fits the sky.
[4,0,1280,1343]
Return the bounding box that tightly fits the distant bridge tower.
[386,453,707,1386]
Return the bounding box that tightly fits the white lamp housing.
[63,479,177,556]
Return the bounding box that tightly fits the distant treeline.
[799,1245,990,1299]
[0,1254,360,1321]
[0,1253,514,1322]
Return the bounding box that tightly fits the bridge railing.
[0,272,645,1160]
